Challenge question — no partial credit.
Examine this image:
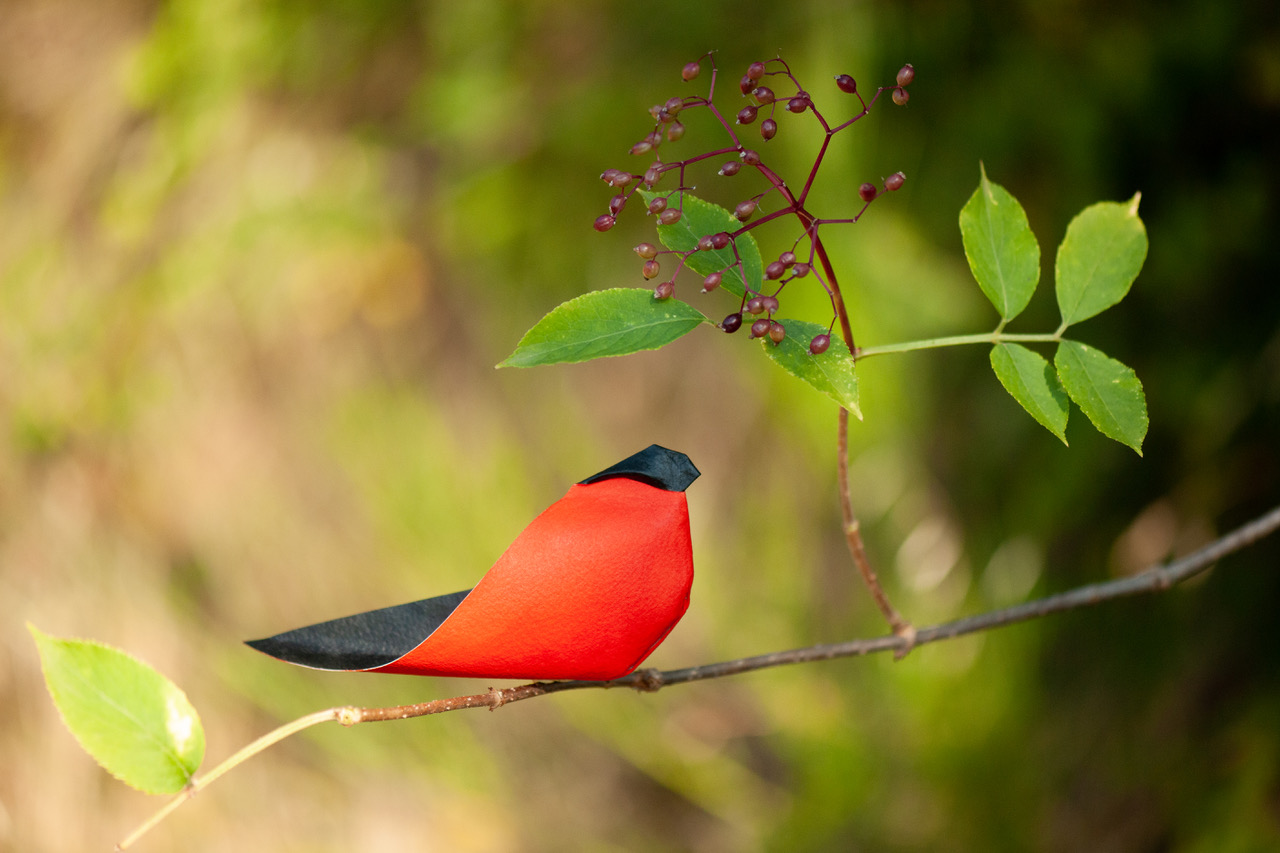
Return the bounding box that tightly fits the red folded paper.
[247,445,699,680]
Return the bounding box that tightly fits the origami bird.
[247,445,699,681]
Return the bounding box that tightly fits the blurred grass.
[3,0,1279,851]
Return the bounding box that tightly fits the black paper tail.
[579,444,700,492]
[245,589,471,671]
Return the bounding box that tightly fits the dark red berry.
[792,262,811,277]
[809,333,831,355]
[721,312,743,333]
[736,105,758,125]
[654,280,675,300]
[634,242,658,259]
[760,118,777,140]
[702,271,723,292]
[642,259,660,280]
[751,86,775,105]
[630,139,653,156]
[779,251,796,267]
[746,61,766,81]
[768,322,786,344]
[593,214,616,232]
[835,74,857,94]
[739,75,754,95]
[734,199,758,220]
[897,64,915,87]
[787,95,809,113]
[765,260,786,280]
[741,149,761,166]
[760,295,779,314]
[609,194,626,215]
[648,196,668,215]
[643,166,661,187]
[892,88,909,106]
[697,234,715,252]
[649,104,665,121]
[710,231,732,250]
[665,96,684,114]
[859,182,878,202]
[719,161,742,177]
[682,61,701,82]
[885,171,906,191]
[666,121,686,141]
[600,168,629,186]
[746,296,766,315]
[659,208,683,225]
[750,318,771,338]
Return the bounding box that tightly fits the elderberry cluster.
[594,54,914,354]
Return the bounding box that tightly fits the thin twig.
[836,406,914,643]
[117,504,1280,851]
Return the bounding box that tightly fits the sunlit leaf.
[989,343,1068,444]
[637,190,763,298]
[1055,194,1147,328]
[959,164,1040,321]
[759,318,860,416]
[500,288,708,367]
[30,624,204,795]
[1054,340,1147,454]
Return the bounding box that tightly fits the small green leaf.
[1056,193,1147,328]
[759,319,860,417]
[500,288,708,367]
[30,624,204,794]
[1054,340,1148,454]
[637,190,763,298]
[959,164,1041,321]
[989,343,1069,444]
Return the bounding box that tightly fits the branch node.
[892,623,918,660]
[488,686,510,711]
[632,668,665,692]
[336,706,361,727]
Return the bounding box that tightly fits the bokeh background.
[4,1,1279,850]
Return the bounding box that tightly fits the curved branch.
[119,504,1280,851]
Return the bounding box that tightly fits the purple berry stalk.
[595,53,913,356]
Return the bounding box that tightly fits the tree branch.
[118,504,1280,851]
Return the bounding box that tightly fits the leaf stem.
[856,331,1061,359]
[117,708,344,851]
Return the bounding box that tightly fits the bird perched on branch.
[247,445,699,681]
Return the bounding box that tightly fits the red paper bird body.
[247,445,699,680]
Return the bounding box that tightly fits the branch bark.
[118,503,1280,851]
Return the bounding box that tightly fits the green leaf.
[959,164,1041,321]
[759,319,860,417]
[30,624,204,795]
[637,190,763,298]
[989,343,1069,444]
[1055,193,1148,328]
[1054,340,1148,454]
[500,288,708,367]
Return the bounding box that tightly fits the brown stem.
[117,504,1280,850]
[837,406,914,643]
[810,223,913,641]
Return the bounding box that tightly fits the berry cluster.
[594,55,914,354]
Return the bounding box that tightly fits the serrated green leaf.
[30,624,204,795]
[1056,193,1148,328]
[1054,340,1147,454]
[989,343,1068,444]
[759,318,860,416]
[500,288,709,367]
[959,164,1040,321]
[637,190,763,298]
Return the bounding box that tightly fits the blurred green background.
[4,0,1278,850]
